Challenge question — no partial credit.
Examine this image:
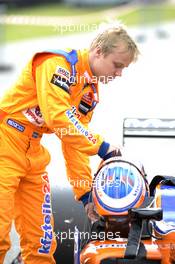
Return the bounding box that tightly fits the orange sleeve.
[34,54,104,156]
[61,141,92,200]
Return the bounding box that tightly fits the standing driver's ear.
[95,46,102,58]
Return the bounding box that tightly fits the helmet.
[92,157,149,217]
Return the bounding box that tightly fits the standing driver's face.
[90,44,134,83]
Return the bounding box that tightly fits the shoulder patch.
[51,74,71,93]
[56,66,70,79]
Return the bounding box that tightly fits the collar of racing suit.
[77,50,99,112]
[78,49,97,84]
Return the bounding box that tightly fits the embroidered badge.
[56,66,70,79]
[51,74,70,93]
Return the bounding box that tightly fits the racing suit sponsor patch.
[56,66,70,79]
[71,105,81,120]
[22,106,45,127]
[38,172,53,254]
[78,92,93,115]
[7,119,25,132]
[65,109,97,144]
[32,131,41,138]
[51,74,70,93]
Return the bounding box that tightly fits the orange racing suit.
[0,49,110,263]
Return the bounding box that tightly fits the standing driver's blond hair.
[90,26,139,62]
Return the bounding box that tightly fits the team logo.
[22,106,44,126]
[81,92,93,105]
[65,109,97,144]
[51,74,70,93]
[38,173,53,254]
[56,66,70,79]
[71,105,81,120]
[7,119,25,132]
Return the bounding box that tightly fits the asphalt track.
[1,21,175,263]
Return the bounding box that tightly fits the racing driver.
[0,26,139,263]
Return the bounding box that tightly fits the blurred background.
[0,0,175,263]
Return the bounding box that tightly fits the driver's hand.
[103,145,122,161]
[85,202,100,223]
[107,145,122,155]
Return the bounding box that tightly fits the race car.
[74,156,175,264]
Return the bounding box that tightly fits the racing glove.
[80,191,99,223]
[80,144,122,222]
[84,202,100,223]
[98,142,122,160]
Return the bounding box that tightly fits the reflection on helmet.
[92,158,149,217]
